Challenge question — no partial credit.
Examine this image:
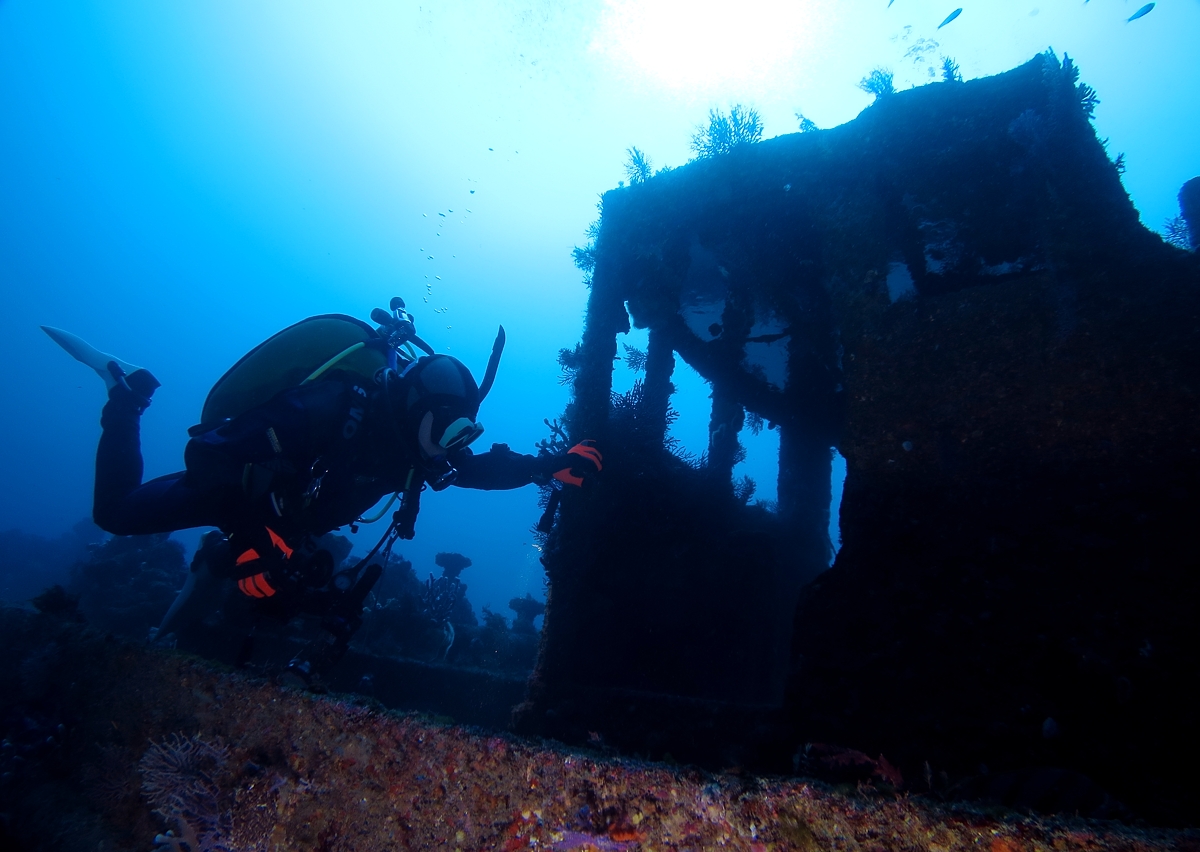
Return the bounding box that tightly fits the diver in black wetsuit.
[45,307,601,679]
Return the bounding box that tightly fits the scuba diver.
[43,297,601,682]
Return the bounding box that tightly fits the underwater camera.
[282,561,383,688]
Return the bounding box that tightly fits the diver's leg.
[93,369,231,535]
[97,470,232,535]
[43,328,187,532]
[153,530,232,643]
[92,373,157,530]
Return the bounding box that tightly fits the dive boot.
[106,360,160,413]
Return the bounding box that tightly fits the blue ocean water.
[0,0,1194,617]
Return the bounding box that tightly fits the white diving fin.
[41,325,142,390]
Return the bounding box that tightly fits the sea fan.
[623,147,653,185]
[858,68,895,99]
[140,733,233,852]
[690,105,763,158]
[1164,216,1192,250]
[1077,82,1100,119]
[621,344,647,373]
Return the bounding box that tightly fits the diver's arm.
[451,443,559,490]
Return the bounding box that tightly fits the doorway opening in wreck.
[665,358,717,461]
[617,324,848,559]
[829,448,846,562]
[612,326,649,398]
[733,419,780,507]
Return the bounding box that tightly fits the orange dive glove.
[553,440,603,487]
[232,527,295,599]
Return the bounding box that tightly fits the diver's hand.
[230,529,298,600]
[235,562,286,599]
[552,440,603,487]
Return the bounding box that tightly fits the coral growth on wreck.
[1,609,1188,852]
[857,67,895,98]
[689,105,764,158]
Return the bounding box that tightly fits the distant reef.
[527,51,1200,825]
[0,606,1189,851]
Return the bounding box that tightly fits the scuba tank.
[191,299,434,435]
[191,297,503,436]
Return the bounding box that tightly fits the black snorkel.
[478,325,505,403]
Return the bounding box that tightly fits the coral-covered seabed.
[1,608,1192,851]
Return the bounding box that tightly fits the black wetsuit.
[93,372,557,548]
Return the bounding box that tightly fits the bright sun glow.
[590,0,824,98]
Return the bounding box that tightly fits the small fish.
[888,0,895,6]
[1127,3,1154,21]
[937,8,962,28]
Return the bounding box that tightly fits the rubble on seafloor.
[1,608,1193,851]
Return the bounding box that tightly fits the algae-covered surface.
[1,608,1192,851]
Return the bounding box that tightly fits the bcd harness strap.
[394,468,423,540]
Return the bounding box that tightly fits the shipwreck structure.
[521,53,1200,823]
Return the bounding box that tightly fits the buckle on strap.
[303,458,329,505]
